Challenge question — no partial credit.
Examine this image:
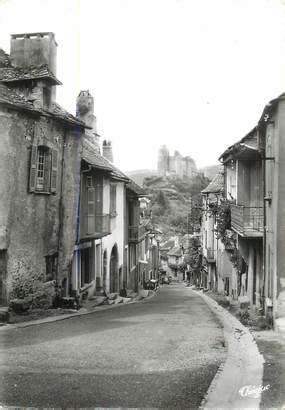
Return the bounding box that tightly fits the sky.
[1,0,285,172]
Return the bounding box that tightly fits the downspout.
[101,237,103,289]
[75,122,89,294]
[262,147,267,317]
[56,127,67,295]
[77,164,92,291]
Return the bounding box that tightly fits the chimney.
[102,140,114,163]
[76,90,95,128]
[9,33,58,108]
[10,32,57,75]
[76,90,101,152]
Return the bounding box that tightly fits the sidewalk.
[194,289,264,409]
[194,288,285,409]
[1,288,159,330]
[253,330,285,409]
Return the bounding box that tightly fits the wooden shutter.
[95,179,103,232]
[110,184,117,215]
[95,177,103,214]
[43,150,51,192]
[87,187,95,234]
[50,149,58,193]
[29,145,37,192]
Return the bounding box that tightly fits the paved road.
[0,284,226,408]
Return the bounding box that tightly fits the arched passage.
[110,244,119,293]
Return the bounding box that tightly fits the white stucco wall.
[101,178,125,292]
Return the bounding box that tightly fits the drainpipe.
[56,128,66,295]
[101,237,103,289]
[262,150,267,317]
[77,164,92,291]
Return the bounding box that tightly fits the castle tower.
[76,90,100,151]
[173,150,183,177]
[157,145,169,176]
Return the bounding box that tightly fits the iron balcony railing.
[231,205,263,237]
[206,248,216,262]
[82,213,111,238]
[128,224,145,243]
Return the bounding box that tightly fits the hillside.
[199,164,220,180]
[143,174,210,240]
[126,169,158,186]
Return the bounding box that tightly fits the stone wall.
[0,106,81,302]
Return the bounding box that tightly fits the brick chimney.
[102,140,114,163]
[10,32,57,74]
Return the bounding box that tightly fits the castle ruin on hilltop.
[157,145,197,178]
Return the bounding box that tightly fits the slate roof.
[82,139,132,183]
[201,171,224,194]
[258,92,285,130]
[0,64,61,85]
[126,179,146,196]
[0,49,11,68]
[108,162,130,182]
[219,126,259,163]
[0,83,39,112]
[82,139,114,171]
[218,93,285,163]
[0,83,86,127]
[47,103,85,127]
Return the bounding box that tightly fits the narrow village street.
[0,284,226,408]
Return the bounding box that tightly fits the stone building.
[157,145,197,178]
[202,92,285,331]
[73,90,153,295]
[0,33,163,310]
[219,128,263,310]
[0,32,87,305]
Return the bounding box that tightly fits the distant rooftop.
[201,170,224,194]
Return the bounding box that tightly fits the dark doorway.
[81,248,92,286]
[110,244,119,293]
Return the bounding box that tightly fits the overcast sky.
[1,0,285,172]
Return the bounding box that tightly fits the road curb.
[0,288,160,331]
[191,289,264,410]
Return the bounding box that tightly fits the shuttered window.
[87,187,95,234]
[110,184,117,216]
[29,145,58,194]
[50,149,58,193]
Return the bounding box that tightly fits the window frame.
[29,144,58,195]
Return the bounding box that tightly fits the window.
[86,176,93,188]
[36,147,46,190]
[110,183,117,216]
[29,145,58,193]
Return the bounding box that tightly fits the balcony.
[128,224,145,243]
[81,213,111,240]
[206,248,216,263]
[231,205,263,237]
